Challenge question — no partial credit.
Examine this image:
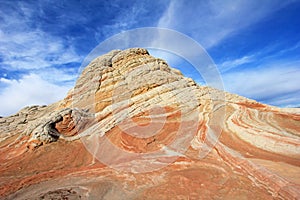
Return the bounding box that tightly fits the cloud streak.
[218,55,254,73]
[0,2,81,70]
[157,0,294,48]
[222,61,300,107]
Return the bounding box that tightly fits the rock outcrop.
[0,48,299,199]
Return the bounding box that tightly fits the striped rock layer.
[0,48,299,199]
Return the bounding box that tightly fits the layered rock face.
[0,48,299,199]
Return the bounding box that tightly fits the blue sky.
[0,0,300,116]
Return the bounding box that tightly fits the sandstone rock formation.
[0,48,299,199]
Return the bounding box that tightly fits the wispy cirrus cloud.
[157,0,295,48]
[217,55,254,73]
[215,39,300,107]
[0,2,82,71]
[217,39,300,73]
[93,1,170,42]
[222,60,300,107]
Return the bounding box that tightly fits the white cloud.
[94,2,147,42]
[0,30,81,70]
[222,61,300,107]
[216,41,300,107]
[0,74,72,116]
[33,67,78,85]
[157,1,294,48]
[0,1,81,116]
[218,55,254,73]
[0,2,82,70]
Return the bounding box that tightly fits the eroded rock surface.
[0,48,299,199]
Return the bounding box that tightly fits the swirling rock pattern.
[0,48,299,199]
